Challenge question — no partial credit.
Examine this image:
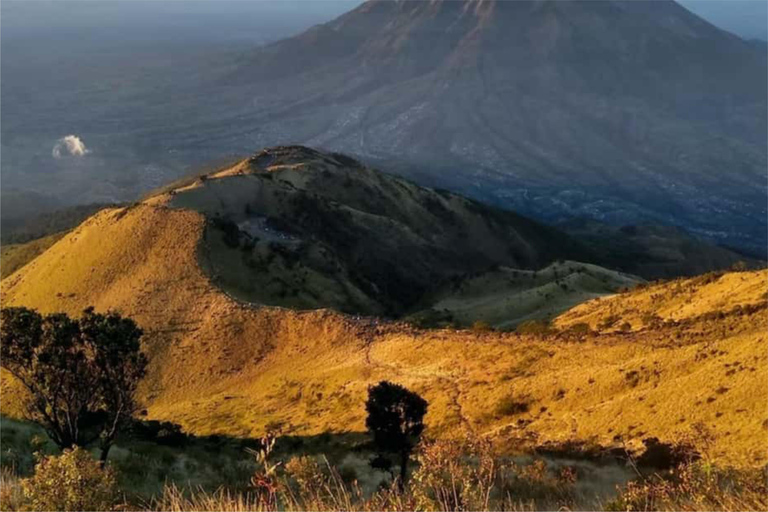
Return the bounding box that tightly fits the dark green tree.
[0,307,147,462]
[365,381,428,488]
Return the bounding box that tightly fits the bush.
[598,314,620,330]
[20,447,119,511]
[606,461,768,511]
[284,455,328,500]
[471,320,493,333]
[494,394,531,416]
[516,319,553,336]
[567,322,592,336]
[636,437,699,470]
[411,436,496,511]
[127,419,189,447]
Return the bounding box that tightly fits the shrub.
[128,419,189,447]
[366,381,428,488]
[567,322,592,336]
[606,461,768,511]
[284,455,328,500]
[471,320,493,333]
[516,319,553,336]
[641,313,663,328]
[636,437,699,470]
[20,447,119,511]
[598,314,620,330]
[494,394,531,416]
[411,436,496,512]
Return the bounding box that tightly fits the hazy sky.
[679,0,767,40]
[2,1,767,41]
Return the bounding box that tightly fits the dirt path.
[363,333,474,433]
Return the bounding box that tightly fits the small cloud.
[52,135,90,158]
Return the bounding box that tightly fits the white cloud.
[52,135,90,158]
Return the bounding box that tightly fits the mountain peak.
[234,0,766,255]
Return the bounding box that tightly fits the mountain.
[2,187,765,466]
[229,0,767,255]
[1,146,631,322]
[1,146,753,323]
[559,219,758,279]
[1,145,765,467]
[143,145,622,320]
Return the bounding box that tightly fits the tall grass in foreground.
[151,464,768,512]
[3,434,766,511]
[150,436,768,512]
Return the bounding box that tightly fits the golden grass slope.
[0,232,66,279]
[555,271,768,331]
[415,262,640,328]
[1,203,766,469]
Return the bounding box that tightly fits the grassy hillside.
[412,261,639,328]
[1,196,765,468]
[0,232,66,279]
[146,146,596,316]
[1,202,116,245]
[555,270,768,331]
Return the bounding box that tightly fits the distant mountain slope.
[559,220,759,279]
[0,202,118,245]
[229,0,766,254]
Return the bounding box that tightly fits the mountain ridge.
[1,145,765,468]
[1,198,764,466]
[228,0,766,254]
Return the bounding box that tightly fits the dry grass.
[0,467,25,511]
[3,424,765,511]
[141,446,768,512]
[0,232,66,279]
[422,261,640,329]
[606,462,768,511]
[1,203,766,468]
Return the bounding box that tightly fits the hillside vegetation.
[144,146,618,320]
[413,261,638,329]
[1,177,765,468]
[559,220,757,279]
[0,232,66,279]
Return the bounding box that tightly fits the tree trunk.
[99,442,112,466]
[399,450,409,490]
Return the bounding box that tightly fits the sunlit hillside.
[2,180,765,468]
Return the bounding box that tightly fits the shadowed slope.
[145,146,598,317]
